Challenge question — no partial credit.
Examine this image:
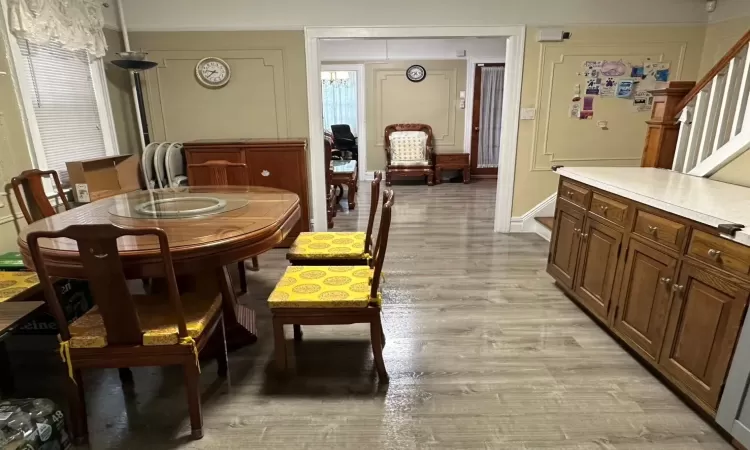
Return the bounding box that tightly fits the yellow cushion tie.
[180,336,201,373]
[58,338,75,384]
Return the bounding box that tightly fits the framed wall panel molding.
[373,68,458,148]
[141,49,290,141]
[528,42,688,172]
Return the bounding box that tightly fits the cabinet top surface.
[185,138,307,146]
[556,167,750,246]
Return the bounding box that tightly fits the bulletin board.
[571,58,671,119]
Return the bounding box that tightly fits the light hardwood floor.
[9,180,732,449]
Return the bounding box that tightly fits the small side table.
[435,153,470,184]
[331,160,358,209]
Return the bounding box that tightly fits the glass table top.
[108,188,251,219]
[331,160,357,174]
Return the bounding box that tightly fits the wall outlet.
[521,108,536,120]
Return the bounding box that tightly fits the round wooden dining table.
[17,186,301,347]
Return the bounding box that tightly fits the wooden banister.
[675,29,750,114]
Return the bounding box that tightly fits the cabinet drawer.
[559,181,589,208]
[185,149,245,164]
[687,230,750,278]
[436,153,469,166]
[590,193,628,226]
[633,210,686,250]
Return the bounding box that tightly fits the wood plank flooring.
[6,180,732,449]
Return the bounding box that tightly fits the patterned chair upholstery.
[384,124,434,186]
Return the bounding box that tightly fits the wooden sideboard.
[547,171,750,418]
[184,138,309,246]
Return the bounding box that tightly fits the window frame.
[0,0,119,184]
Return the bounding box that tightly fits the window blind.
[19,40,107,183]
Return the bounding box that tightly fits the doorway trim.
[321,63,367,180]
[305,26,526,233]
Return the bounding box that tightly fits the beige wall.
[365,60,466,171]
[103,28,140,154]
[511,25,706,217]
[0,26,33,251]
[129,31,309,142]
[698,15,750,77]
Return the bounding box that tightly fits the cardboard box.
[13,279,94,335]
[66,155,141,203]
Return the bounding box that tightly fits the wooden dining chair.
[27,224,228,443]
[287,171,383,266]
[269,190,394,381]
[186,160,260,294]
[11,169,70,224]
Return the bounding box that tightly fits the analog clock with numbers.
[195,57,231,88]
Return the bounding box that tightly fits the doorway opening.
[321,64,366,179]
[470,63,505,178]
[305,26,526,233]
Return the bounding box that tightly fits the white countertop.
[556,167,750,246]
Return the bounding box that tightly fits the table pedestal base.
[225,304,257,351]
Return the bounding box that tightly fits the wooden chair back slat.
[365,171,383,254]
[11,169,70,224]
[370,190,394,298]
[27,224,189,346]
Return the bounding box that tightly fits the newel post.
[641,81,696,168]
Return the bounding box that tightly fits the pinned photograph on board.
[630,65,645,79]
[569,102,581,118]
[633,91,653,113]
[580,96,594,119]
[600,60,629,77]
[616,80,635,98]
[600,77,617,97]
[585,77,601,95]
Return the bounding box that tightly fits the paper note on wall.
[580,96,594,119]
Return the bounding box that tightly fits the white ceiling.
[111,0,713,31]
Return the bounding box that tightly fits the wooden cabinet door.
[613,239,677,362]
[574,219,622,320]
[659,263,750,411]
[547,200,585,288]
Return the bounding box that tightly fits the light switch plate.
[521,108,536,120]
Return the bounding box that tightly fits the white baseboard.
[509,193,556,236]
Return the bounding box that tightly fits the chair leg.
[68,369,88,445]
[249,256,260,272]
[118,367,133,384]
[237,261,247,294]
[272,316,287,371]
[216,316,229,379]
[385,171,392,186]
[370,313,388,382]
[182,362,203,440]
[293,324,303,342]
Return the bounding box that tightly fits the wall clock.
[406,64,426,82]
[195,57,231,88]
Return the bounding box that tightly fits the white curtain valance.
[8,0,107,58]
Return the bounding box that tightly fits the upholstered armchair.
[384,123,435,186]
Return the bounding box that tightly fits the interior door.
[470,63,504,177]
[574,218,623,320]
[660,263,750,411]
[547,200,584,289]
[613,239,677,362]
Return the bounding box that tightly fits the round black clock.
[406,64,426,82]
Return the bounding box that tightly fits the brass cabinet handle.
[647,225,658,234]
[566,191,574,198]
[573,228,581,233]
[581,233,589,239]
[672,284,685,294]
[659,277,672,285]
[599,205,609,212]
[707,248,722,260]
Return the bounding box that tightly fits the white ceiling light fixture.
[706,0,717,12]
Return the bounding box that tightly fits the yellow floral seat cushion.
[67,292,222,349]
[268,266,380,309]
[287,232,368,260]
[0,272,39,303]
